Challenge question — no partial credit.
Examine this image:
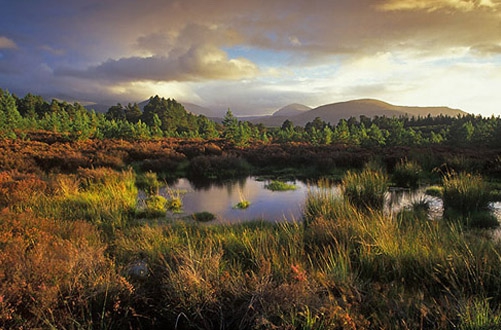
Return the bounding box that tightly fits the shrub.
[188,155,251,179]
[342,166,388,211]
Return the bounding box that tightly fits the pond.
[154,177,446,223]
[164,177,310,223]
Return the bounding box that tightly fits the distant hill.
[252,99,467,127]
[84,103,112,113]
[181,102,219,117]
[272,103,311,117]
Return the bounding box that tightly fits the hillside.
[273,103,311,117]
[252,99,467,127]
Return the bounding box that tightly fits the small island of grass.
[235,200,251,209]
[192,211,216,222]
[265,180,297,191]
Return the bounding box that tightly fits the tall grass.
[392,158,423,189]
[442,170,498,228]
[3,166,501,328]
[342,166,388,211]
[34,167,138,236]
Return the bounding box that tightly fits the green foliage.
[458,298,501,330]
[136,171,161,196]
[235,200,250,209]
[141,195,167,218]
[442,171,497,228]
[392,158,423,189]
[342,166,388,211]
[191,211,216,222]
[265,180,297,191]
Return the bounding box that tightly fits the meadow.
[1,135,501,329]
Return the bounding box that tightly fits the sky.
[1,0,501,116]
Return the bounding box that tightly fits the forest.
[2,88,501,148]
[2,88,501,329]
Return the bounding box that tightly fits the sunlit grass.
[3,165,501,328]
[341,166,388,211]
[265,180,297,191]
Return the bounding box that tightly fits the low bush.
[136,171,161,196]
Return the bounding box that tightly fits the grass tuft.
[265,180,297,191]
[342,165,388,211]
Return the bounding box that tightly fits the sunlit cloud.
[378,0,501,12]
[1,0,501,116]
[56,45,259,82]
[0,36,17,49]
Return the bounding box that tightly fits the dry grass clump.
[0,210,133,329]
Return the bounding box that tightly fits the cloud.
[56,44,259,82]
[2,0,501,116]
[377,0,501,12]
[0,36,17,49]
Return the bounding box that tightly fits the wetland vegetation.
[2,89,501,329]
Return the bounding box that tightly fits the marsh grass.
[442,170,498,228]
[137,195,167,218]
[15,168,139,237]
[342,166,388,211]
[3,166,501,328]
[0,210,133,329]
[265,180,297,191]
[135,171,161,196]
[392,158,423,189]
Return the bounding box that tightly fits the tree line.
[1,88,501,148]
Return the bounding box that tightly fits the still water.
[159,177,444,223]
[166,177,309,223]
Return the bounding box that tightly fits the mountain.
[272,103,311,117]
[181,102,219,117]
[252,99,467,127]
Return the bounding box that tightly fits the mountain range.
[249,99,467,127]
[86,98,467,127]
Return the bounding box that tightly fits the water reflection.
[157,177,501,223]
[386,188,443,219]
[165,177,309,223]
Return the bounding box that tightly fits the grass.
[191,211,216,222]
[442,170,498,228]
[341,165,388,211]
[392,158,423,189]
[3,164,501,328]
[265,180,297,191]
